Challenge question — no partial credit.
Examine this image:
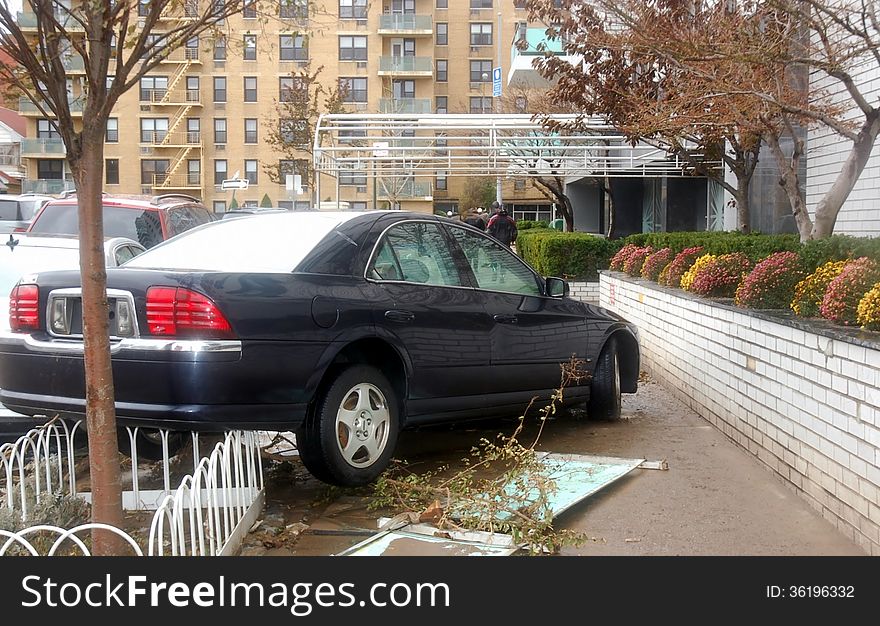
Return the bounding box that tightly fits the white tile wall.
[597,272,878,555]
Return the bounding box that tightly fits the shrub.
[623,246,654,276]
[685,253,751,297]
[790,260,849,317]
[858,284,880,331]
[681,254,717,292]
[735,252,805,309]
[517,230,618,280]
[662,246,705,287]
[517,220,550,231]
[820,257,880,325]
[641,248,674,282]
[609,243,640,271]
[623,231,799,261]
[798,235,880,271]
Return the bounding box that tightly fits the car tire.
[588,337,621,421]
[298,365,400,487]
[118,428,187,462]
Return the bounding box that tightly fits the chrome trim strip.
[0,332,241,356]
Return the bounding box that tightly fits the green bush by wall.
[517,230,619,280]
[623,231,800,261]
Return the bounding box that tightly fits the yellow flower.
[681,254,716,292]
[857,283,880,330]
[791,260,848,317]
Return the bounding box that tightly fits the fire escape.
[150,3,202,194]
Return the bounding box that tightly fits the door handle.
[385,309,415,324]
[493,314,518,325]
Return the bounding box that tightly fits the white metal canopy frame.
[312,113,720,202]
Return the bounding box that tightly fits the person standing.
[464,208,486,231]
[487,205,518,248]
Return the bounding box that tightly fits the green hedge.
[517,230,619,280]
[516,220,550,230]
[798,235,880,271]
[623,231,801,261]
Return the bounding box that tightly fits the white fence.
[0,419,265,556]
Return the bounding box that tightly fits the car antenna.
[6,234,19,251]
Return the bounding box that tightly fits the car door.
[445,223,589,397]
[365,220,493,422]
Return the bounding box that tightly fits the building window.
[37,159,64,180]
[435,96,448,114]
[140,118,169,143]
[339,35,367,61]
[339,0,367,18]
[214,159,228,185]
[515,95,528,112]
[436,172,448,191]
[470,60,492,82]
[141,159,169,185]
[213,76,227,102]
[280,34,308,61]
[280,76,308,103]
[106,159,119,185]
[470,23,492,46]
[514,178,526,191]
[470,0,492,7]
[187,118,200,143]
[138,0,149,17]
[280,118,309,145]
[244,160,258,184]
[392,79,415,99]
[139,76,167,102]
[339,77,367,103]
[243,34,257,60]
[243,0,257,18]
[37,119,60,139]
[105,118,118,142]
[279,0,308,18]
[436,23,447,46]
[280,159,310,189]
[185,36,199,60]
[213,35,227,60]
[213,200,226,214]
[436,59,447,82]
[244,118,258,144]
[470,96,492,113]
[214,118,227,143]
[436,0,447,8]
[340,171,367,186]
[186,76,199,102]
[243,76,257,102]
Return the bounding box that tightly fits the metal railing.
[18,96,85,115]
[20,138,66,156]
[378,180,433,199]
[379,98,433,114]
[378,56,433,74]
[22,179,74,194]
[1,418,265,556]
[378,14,433,33]
[16,10,85,31]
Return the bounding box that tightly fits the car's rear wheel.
[588,338,621,421]
[298,365,399,486]
[118,427,187,462]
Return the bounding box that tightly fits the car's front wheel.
[298,365,399,486]
[588,337,621,420]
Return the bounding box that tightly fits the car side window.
[448,225,541,296]
[114,245,138,266]
[370,222,464,287]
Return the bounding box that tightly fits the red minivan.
[27,193,215,249]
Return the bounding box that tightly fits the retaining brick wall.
[567,280,600,304]
[597,271,879,555]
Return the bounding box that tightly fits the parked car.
[0,212,639,485]
[221,207,290,220]
[0,233,146,444]
[0,193,55,234]
[27,193,214,249]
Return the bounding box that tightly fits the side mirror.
[544,277,568,298]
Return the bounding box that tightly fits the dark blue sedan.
[0,211,639,485]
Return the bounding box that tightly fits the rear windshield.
[30,204,165,248]
[0,199,21,221]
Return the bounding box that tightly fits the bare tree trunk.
[811,113,880,238]
[736,173,752,234]
[69,128,124,555]
[604,175,616,239]
[765,129,812,241]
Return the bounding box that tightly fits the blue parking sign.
[492,66,502,97]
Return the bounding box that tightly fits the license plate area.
[46,288,139,339]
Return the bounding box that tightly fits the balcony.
[378,180,433,200]
[379,98,433,114]
[18,96,85,116]
[159,47,201,63]
[17,11,85,31]
[508,26,578,88]
[153,173,202,190]
[20,138,67,157]
[378,14,433,36]
[22,179,75,195]
[149,131,202,147]
[378,56,433,77]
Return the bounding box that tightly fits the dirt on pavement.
[240,376,864,556]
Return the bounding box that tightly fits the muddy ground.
[240,377,864,556]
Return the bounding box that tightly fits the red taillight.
[146,286,234,339]
[9,284,40,332]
